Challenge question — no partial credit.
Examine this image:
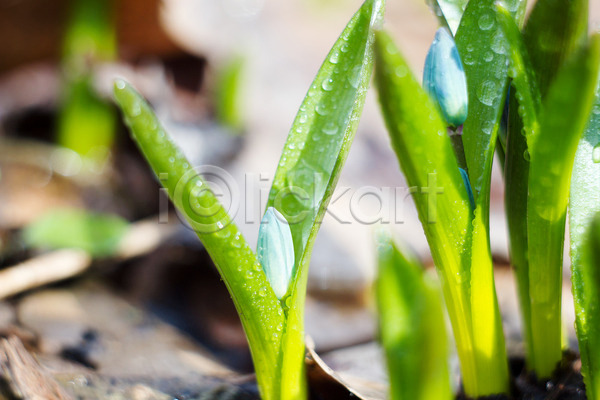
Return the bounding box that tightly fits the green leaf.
[526,35,600,378]
[376,231,452,400]
[504,0,589,376]
[113,81,286,400]
[23,209,129,257]
[265,1,384,397]
[454,0,523,199]
[523,0,589,98]
[571,78,600,400]
[375,30,478,395]
[494,5,541,143]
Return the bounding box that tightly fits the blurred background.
[0,0,599,398]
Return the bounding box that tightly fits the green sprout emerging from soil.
[375,0,600,398]
[114,1,384,399]
[111,0,600,398]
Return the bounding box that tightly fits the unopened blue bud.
[257,207,295,299]
[423,28,469,127]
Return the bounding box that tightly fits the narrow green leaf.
[373,29,478,394]
[266,1,385,397]
[23,209,129,257]
[526,35,600,378]
[376,232,452,400]
[523,0,589,98]
[494,5,541,143]
[454,0,524,199]
[113,81,285,399]
[571,78,600,400]
[505,0,589,375]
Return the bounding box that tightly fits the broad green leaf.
[373,30,478,395]
[265,1,384,397]
[23,209,129,257]
[425,0,469,35]
[376,231,451,400]
[526,36,600,378]
[454,0,525,199]
[570,77,600,399]
[113,81,285,400]
[505,0,589,375]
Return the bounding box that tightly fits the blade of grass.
[374,30,509,397]
[113,81,285,399]
[504,0,589,376]
[571,78,600,400]
[265,1,384,398]
[376,231,452,400]
[526,35,600,378]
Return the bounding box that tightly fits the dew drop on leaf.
[322,121,338,136]
[478,13,495,31]
[322,78,334,91]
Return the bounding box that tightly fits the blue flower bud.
[423,28,469,128]
[257,207,295,299]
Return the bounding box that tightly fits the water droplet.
[478,14,495,30]
[395,65,408,78]
[258,287,268,297]
[322,122,338,135]
[115,79,126,90]
[322,78,334,91]
[593,145,600,163]
[484,51,494,62]
[477,81,499,106]
[246,270,254,279]
[348,65,362,88]
[315,102,329,116]
[523,150,530,162]
[463,53,475,66]
[130,102,142,117]
[329,51,340,64]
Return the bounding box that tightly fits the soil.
[457,353,586,400]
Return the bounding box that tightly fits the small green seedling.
[58,0,117,163]
[376,231,452,400]
[374,0,600,397]
[113,1,384,399]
